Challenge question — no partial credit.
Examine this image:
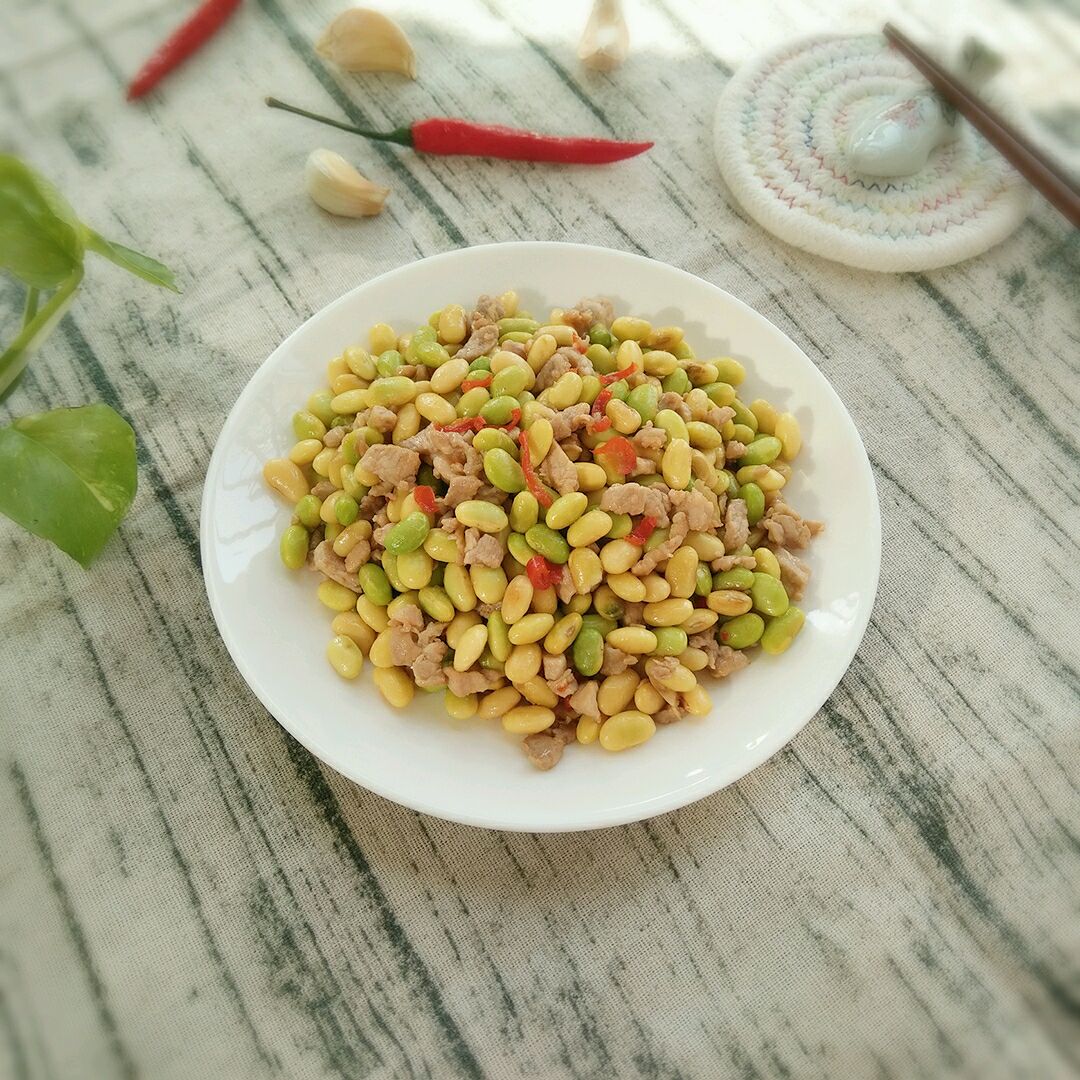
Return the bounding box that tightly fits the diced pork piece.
[631,425,667,454]
[689,634,752,678]
[463,529,504,568]
[568,681,599,717]
[657,393,691,420]
[312,541,359,591]
[445,668,502,697]
[723,498,749,553]
[762,502,824,550]
[600,483,670,526]
[469,294,504,329]
[668,488,720,531]
[368,406,398,434]
[442,474,484,507]
[387,628,421,666]
[774,546,811,601]
[456,323,499,360]
[358,444,420,485]
[560,297,614,334]
[390,603,424,633]
[539,441,579,495]
[411,639,449,689]
[631,511,689,576]
[600,644,636,676]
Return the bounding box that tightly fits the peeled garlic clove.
[305,149,390,217]
[579,0,628,72]
[316,8,417,78]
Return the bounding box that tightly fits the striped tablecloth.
[3,2,1078,1077]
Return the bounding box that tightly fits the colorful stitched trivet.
[713,34,1032,272]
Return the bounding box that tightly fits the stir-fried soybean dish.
[263,293,822,769]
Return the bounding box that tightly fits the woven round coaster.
[714,34,1032,272]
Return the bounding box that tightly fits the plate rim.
[201,240,881,832]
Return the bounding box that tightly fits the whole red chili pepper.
[435,416,485,434]
[128,0,243,100]
[266,98,653,165]
[460,373,493,392]
[414,485,438,514]
[627,516,658,546]
[517,431,553,508]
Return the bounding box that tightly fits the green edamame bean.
[654,409,688,443]
[606,512,633,538]
[687,421,723,450]
[376,349,404,377]
[418,586,455,623]
[367,377,415,407]
[478,649,504,672]
[580,614,616,637]
[579,374,602,405]
[760,607,805,655]
[468,357,492,373]
[740,436,782,466]
[586,342,616,374]
[306,390,335,426]
[294,494,322,529]
[695,564,714,596]
[525,523,570,564]
[507,531,533,566]
[385,512,430,555]
[490,365,530,398]
[626,383,659,422]
[292,410,326,440]
[739,482,765,525]
[380,553,406,593]
[651,627,688,656]
[672,340,695,360]
[719,612,765,649]
[644,527,670,553]
[417,463,439,489]
[473,429,517,456]
[405,326,434,363]
[279,525,308,569]
[499,331,531,344]
[335,495,359,526]
[751,572,789,617]
[713,567,755,591]
[456,501,509,533]
[703,381,737,407]
[487,612,511,662]
[722,469,739,499]
[358,563,393,606]
[608,379,630,402]
[572,627,604,677]
[497,317,540,334]
[588,323,613,348]
[429,563,445,588]
[730,398,758,432]
[484,448,526,493]
[509,491,539,532]
[457,387,490,417]
[661,368,692,396]
[415,340,450,367]
[479,395,518,427]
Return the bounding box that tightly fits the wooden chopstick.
[883,22,1080,228]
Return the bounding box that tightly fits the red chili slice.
[599,363,637,386]
[496,408,522,430]
[414,485,438,513]
[518,431,553,508]
[460,373,494,392]
[593,435,636,477]
[627,515,658,546]
[571,332,589,354]
[526,556,556,590]
[435,416,485,433]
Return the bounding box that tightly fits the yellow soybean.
[470,566,507,605]
[263,459,309,503]
[606,627,657,654]
[455,501,508,533]
[546,492,588,530]
[445,691,478,719]
[634,682,665,714]
[415,392,457,426]
[576,716,601,744]
[681,609,719,634]
[569,548,603,594]
[374,667,414,708]
[567,510,612,547]
[607,573,647,603]
[508,613,555,645]
[599,539,640,574]
[504,644,542,683]
[642,598,693,626]
[502,706,556,735]
[502,576,534,623]
[453,624,489,671]
[574,462,607,491]
[598,671,640,716]
[318,580,358,612]
[543,613,582,654]
[519,677,559,707]
[754,548,782,578]
[326,635,364,679]
[443,563,477,612]
[707,590,754,616]
[665,546,699,599]
[599,711,656,751]
[431,357,469,394]
[446,611,482,650]
[397,549,433,589]
[661,439,692,489]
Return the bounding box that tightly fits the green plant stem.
[23,287,40,325]
[265,96,413,146]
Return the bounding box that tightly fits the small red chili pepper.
[600,363,637,386]
[593,435,637,477]
[497,408,522,430]
[460,373,493,392]
[414,485,438,514]
[627,515,658,546]
[590,416,613,432]
[526,556,562,590]
[266,98,654,164]
[435,416,485,433]
[127,0,243,100]
[518,431,553,508]
[572,332,589,354]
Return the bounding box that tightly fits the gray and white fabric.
[2,1,1078,1077]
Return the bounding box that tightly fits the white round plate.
[202,242,880,832]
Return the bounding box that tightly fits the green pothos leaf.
[0,403,137,566]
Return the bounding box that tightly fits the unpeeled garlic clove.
[579,0,628,72]
[305,149,390,217]
[316,8,417,78]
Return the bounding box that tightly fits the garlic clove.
[305,149,390,217]
[579,0,629,73]
[316,8,417,78]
